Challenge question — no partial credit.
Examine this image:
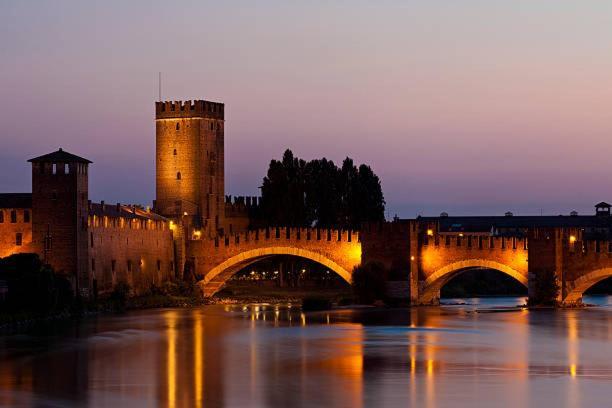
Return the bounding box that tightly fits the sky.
[1,1,612,218]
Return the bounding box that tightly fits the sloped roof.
[595,202,611,208]
[28,148,92,164]
[89,202,168,222]
[0,193,32,209]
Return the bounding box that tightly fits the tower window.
[91,258,96,272]
[15,233,22,246]
[176,172,181,180]
[210,122,214,131]
[173,149,177,156]
[52,163,57,175]
[157,260,161,272]
[65,163,69,174]
[0,211,3,223]
[111,260,116,272]
[10,210,17,223]
[176,123,180,131]
[127,260,132,272]
[24,210,30,223]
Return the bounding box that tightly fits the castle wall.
[88,213,175,295]
[0,208,33,258]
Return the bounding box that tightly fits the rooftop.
[89,202,168,222]
[28,148,92,164]
[0,193,32,209]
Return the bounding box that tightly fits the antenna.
[158,72,162,101]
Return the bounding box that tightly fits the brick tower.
[28,148,92,296]
[154,100,225,238]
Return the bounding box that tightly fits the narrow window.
[170,261,174,272]
[176,123,180,131]
[24,210,30,223]
[0,211,4,223]
[10,210,17,223]
[157,260,161,272]
[173,149,177,156]
[210,122,214,131]
[15,233,22,246]
[65,163,70,174]
[52,163,57,175]
[127,260,132,272]
[111,260,116,272]
[90,232,94,247]
[91,258,96,272]
[176,172,181,180]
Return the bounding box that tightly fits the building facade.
[0,99,256,297]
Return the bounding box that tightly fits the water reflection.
[2,298,612,406]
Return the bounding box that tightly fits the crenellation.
[155,100,224,120]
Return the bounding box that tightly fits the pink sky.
[1,1,612,217]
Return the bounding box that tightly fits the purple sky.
[2,1,612,218]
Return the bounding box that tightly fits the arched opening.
[565,268,612,305]
[216,255,351,300]
[441,268,527,305]
[419,260,528,305]
[199,247,354,298]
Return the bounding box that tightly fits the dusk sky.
[1,1,611,218]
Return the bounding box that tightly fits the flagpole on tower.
[158,72,162,102]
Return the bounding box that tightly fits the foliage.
[261,149,385,229]
[0,253,73,313]
[109,281,131,311]
[528,269,560,306]
[351,261,388,304]
[301,296,332,311]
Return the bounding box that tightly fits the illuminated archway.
[199,246,354,297]
[564,268,612,304]
[419,259,528,304]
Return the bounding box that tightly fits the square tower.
[28,149,91,295]
[154,100,225,238]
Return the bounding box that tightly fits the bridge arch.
[419,259,528,304]
[564,268,612,304]
[198,246,353,297]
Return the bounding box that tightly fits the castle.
[0,99,257,297]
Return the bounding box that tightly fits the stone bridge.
[188,222,612,305]
[191,227,362,297]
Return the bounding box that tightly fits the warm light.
[193,230,202,239]
[183,211,188,216]
[570,364,577,377]
[427,229,434,236]
[458,233,464,237]
[410,256,415,261]
[569,235,577,243]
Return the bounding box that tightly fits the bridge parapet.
[191,227,362,297]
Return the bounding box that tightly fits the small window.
[210,122,214,131]
[170,261,174,272]
[173,149,177,156]
[157,260,161,272]
[90,232,94,248]
[176,123,180,131]
[23,210,30,223]
[176,172,181,180]
[15,233,23,246]
[127,260,132,272]
[10,210,17,223]
[0,211,3,223]
[52,163,57,175]
[65,163,70,174]
[111,260,116,272]
[91,258,96,272]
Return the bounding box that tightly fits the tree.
[261,150,385,228]
[352,262,387,304]
[528,269,560,306]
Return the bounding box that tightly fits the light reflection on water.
[1,297,612,407]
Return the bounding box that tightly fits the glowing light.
[193,230,202,239]
[427,229,434,236]
[183,212,188,216]
[166,311,177,408]
[569,235,577,243]
[194,312,203,408]
[458,233,464,237]
[410,256,415,261]
[570,364,577,377]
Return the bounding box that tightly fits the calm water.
[2,296,612,407]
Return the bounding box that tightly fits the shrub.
[351,261,387,305]
[528,269,560,306]
[302,296,332,311]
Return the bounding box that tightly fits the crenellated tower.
[154,100,225,237]
[28,149,92,295]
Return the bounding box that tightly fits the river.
[2,296,612,407]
